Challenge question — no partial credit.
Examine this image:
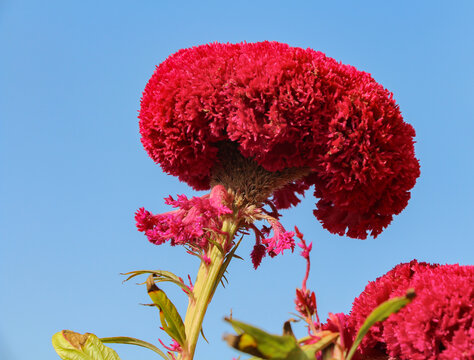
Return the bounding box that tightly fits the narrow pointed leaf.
[52,331,121,360]
[100,336,170,360]
[147,276,186,347]
[232,254,244,260]
[211,237,242,298]
[206,236,225,255]
[224,318,308,360]
[346,289,415,360]
[122,270,192,295]
[200,327,209,344]
[123,270,182,283]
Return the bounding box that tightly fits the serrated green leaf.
[52,331,121,360]
[225,318,309,360]
[346,289,415,360]
[100,336,170,360]
[147,276,186,347]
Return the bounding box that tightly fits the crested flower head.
[139,41,419,239]
[346,260,474,359]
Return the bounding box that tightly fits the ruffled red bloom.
[346,260,474,359]
[139,41,419,239]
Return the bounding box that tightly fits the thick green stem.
[179,218,239,360]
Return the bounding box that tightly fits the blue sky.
[1,1,473,359]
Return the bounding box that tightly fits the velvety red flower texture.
[346,260,474,359]
[139,41,420,239]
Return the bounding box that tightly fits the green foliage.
[224,318,307,360]
[52,331,121,360]
[100,336,170,360]
[123,269,192,295]
[211,237,243,296]
[146,275,187,347]
[224,289,415,360]
[300,332,339,358]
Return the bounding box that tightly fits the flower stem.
[179,218,239,360]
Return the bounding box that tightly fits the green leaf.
[301,332,339,358]
[100,336,170,360]
[147,275,187,347]
[211,237,243,298]
[52,331,121,360]
[205,235,226,256]
[224,318,309,360]
[122,270,192,295]
[346,289,415,360]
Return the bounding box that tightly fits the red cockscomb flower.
[347,260,474,359]
[139,41,419,240]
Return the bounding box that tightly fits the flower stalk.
[180,218,240,360]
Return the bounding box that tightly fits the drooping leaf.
[100,336,170,360]
[224,318,308,360]
[122,270,192,295]
[147,275,187,347]
[346,289,415,360]
[52,330,121,360]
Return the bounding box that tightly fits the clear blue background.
[1,1,473,359]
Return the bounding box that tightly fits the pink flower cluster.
[249,220,295,268]
[139,41,420,239]
[135,184,296,265]
[135,185,233,252]
[158,339,181,360]
[346,260,474,359]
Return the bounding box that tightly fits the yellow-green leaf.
[52,331,120,360]
[301,331,339,358]
[100,336,170,360]
[147,275,186,347]
[224,318,308,360]
[122,270,192,295]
